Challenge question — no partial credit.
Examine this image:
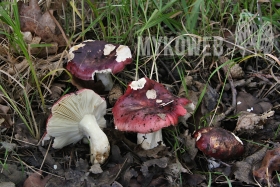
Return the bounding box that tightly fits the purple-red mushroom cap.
[193,127,244,160]
[66,40,132,80]
[112,77,190,134]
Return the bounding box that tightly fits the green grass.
[0,2,42,139]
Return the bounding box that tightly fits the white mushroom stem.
[80,114,110,164]
[137,130,165,150]
[96,73,114,91]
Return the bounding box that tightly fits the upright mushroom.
[67,40,132,91]
[42,89,110,164]
[112,77,190,150]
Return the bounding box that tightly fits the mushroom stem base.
[137,130,165,150]
[96,73,113,91]
[80,114,110,164]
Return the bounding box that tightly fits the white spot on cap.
[68,43,86,61]
[196,132,202,141]
[53,165,57,170]
[130,78,146,90]
[115,45,132,62]
[231,132,243,145]
[103,44,116,55]
[156,99,162,103]
[91,69,112,80]
[146,89,157,99]
[83,39,95,43]
[237,101,241,105]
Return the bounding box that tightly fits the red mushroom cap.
[66,40,132,80]
[193,127,244,160]
[112,77,190,133]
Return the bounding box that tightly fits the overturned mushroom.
[112,77,190,150]
[67,40,132,91]
[42,89,110,164]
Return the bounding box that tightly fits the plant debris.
[253,147,280,185]
[18,0,66,47]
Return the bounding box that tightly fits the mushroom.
[67,40,132,91]
[112,77,190,150]
[193,127,244,160]
[42,89,110,164]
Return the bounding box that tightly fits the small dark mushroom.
[193,127,244,160]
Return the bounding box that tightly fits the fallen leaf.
[182,129,198,160]
[0,164,26,185]
[0,142,17,152]
[136,145,170,159]
[235,111,275,133]
[23,171,51,187]
[0,182,15,187]
[49,83,66,101]
[75,158,89,172]
[120,167,138,187]
[18,0,66,47]
[14,122,38,145]
[234,145,268,184]
[184,173,206,187]
[0,103,13,127]
[236,92,273,114]
[140,157,169,177]
[7,59,29,75]
[165,159,189,177]
[253,147,280,185]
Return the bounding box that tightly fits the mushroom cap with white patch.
[66,40,132,81]
[112,77,190,133]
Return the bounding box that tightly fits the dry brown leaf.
[140,157,169,177]
[7,59,29,75]
[236,92,273,114]
[49,83,66,101]
[235,111,275,133]
[0,104,13,127]
[253,147,280,185]
[23,171,51,187]
[182,130,198,160]
[22,32,59,56]
[18,0,66,47]
[14,122,38,145]
[0,164,26,185]
[234,145,268,184]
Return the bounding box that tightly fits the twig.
[40,139,52,170]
